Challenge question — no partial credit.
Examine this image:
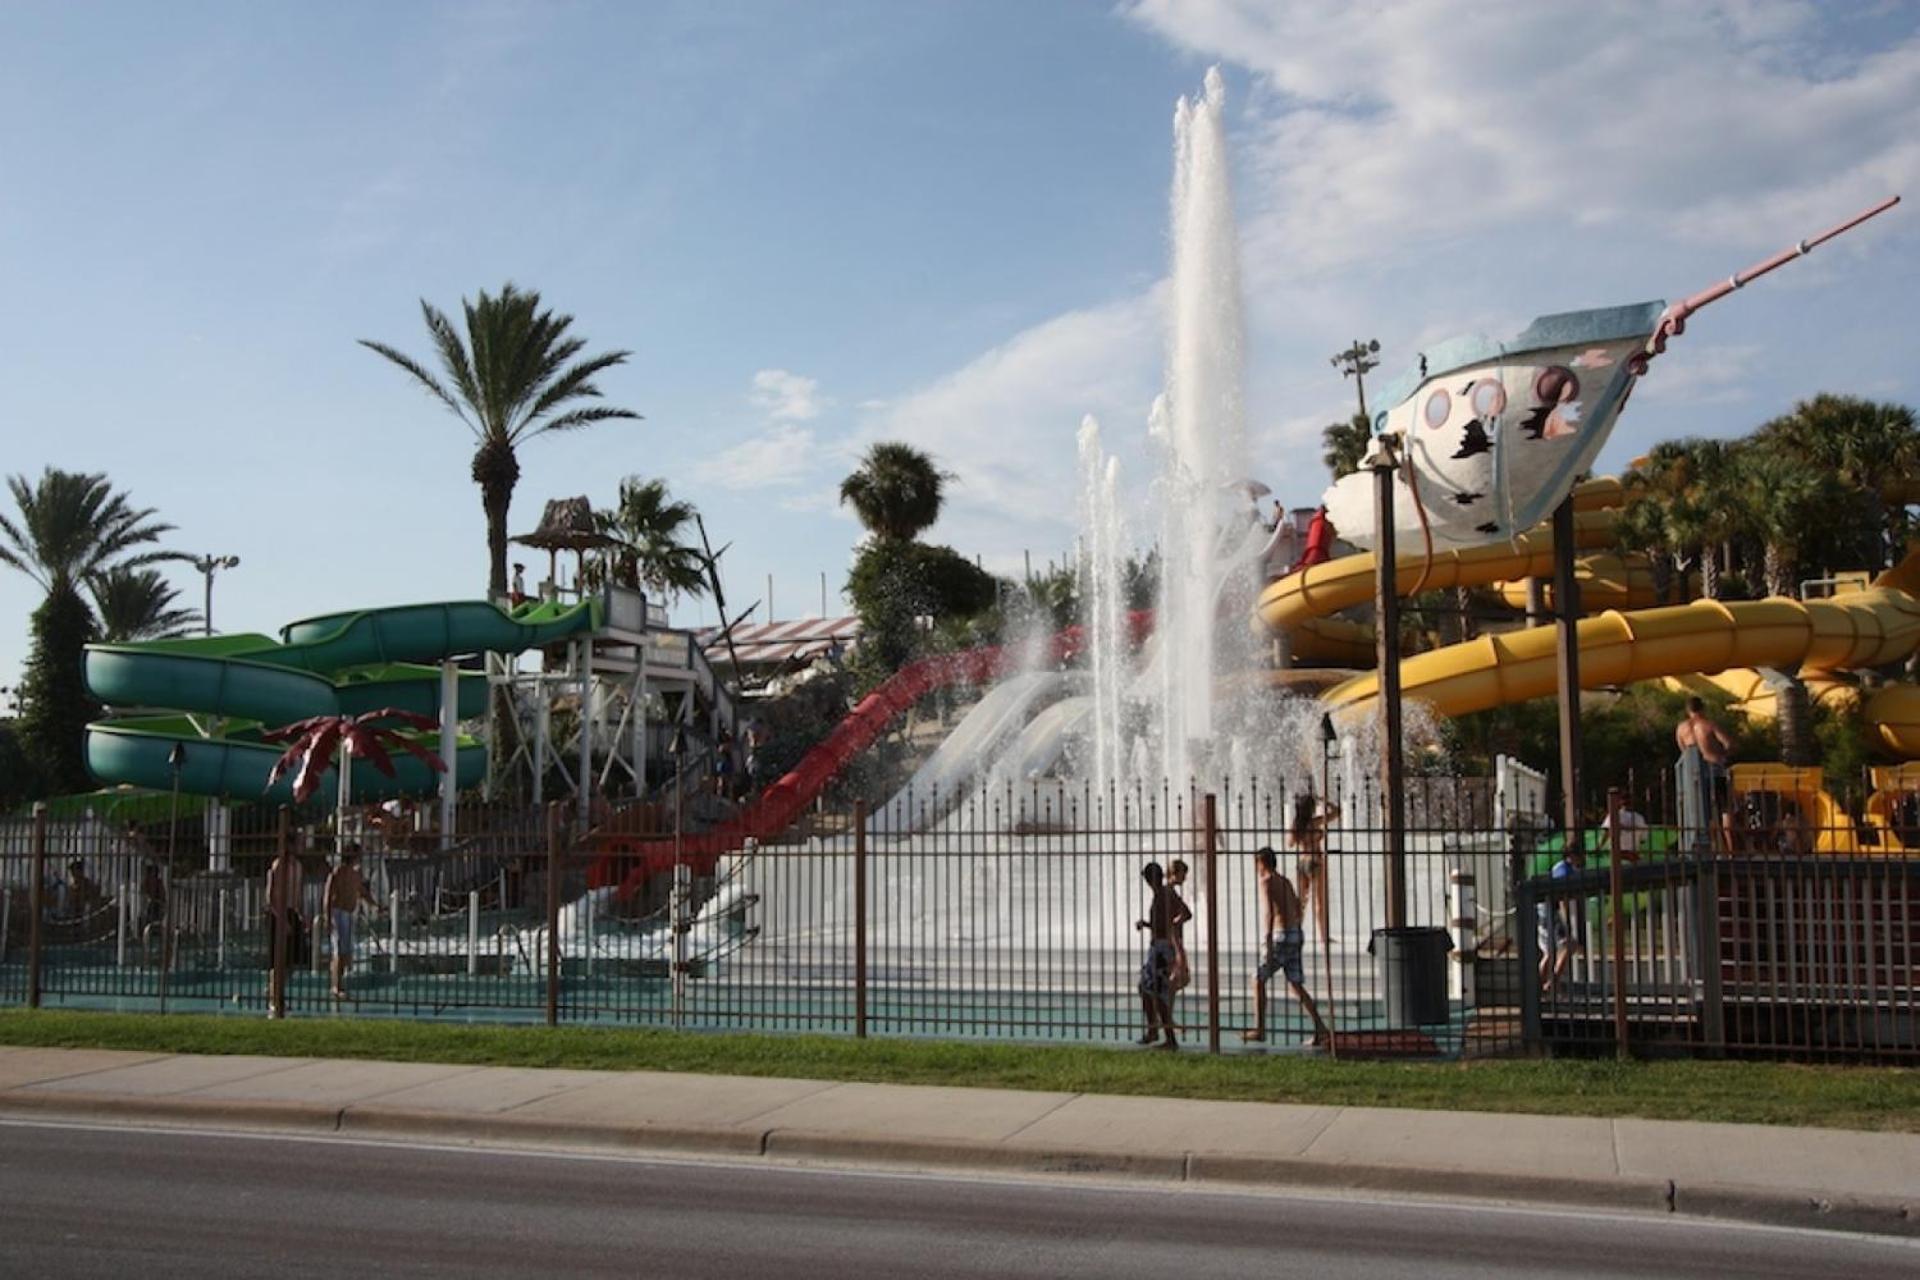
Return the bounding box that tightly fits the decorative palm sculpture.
[264,709,447,820]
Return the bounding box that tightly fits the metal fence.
[3,772,1914,1061]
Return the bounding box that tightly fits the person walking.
[1244,847,1331,1047]
[1134,862,1179,1050]
[323,848,377,1000]
[1537,845,1588,993]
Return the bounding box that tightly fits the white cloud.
[750,368,826,421]
[1125,0,1920,276]
[864,290,1163,558]
[696,422,821,490]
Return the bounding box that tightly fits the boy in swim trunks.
[1134,862,1179,1050]
[1244,847,1330,1047]
[323,848,377,1000]
[1676,696,1735,851]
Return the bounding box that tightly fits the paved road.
[2,1120,1915,1279]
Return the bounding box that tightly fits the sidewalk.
[2,1045,1915,1238]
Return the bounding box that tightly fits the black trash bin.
[1369,927,1452,1026]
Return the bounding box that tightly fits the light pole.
[667,722,688,1027]
[192,554,241,635]
[160,741,186,1013]
[1330,339,1381,423]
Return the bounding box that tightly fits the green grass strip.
[2,1009,1916,1132]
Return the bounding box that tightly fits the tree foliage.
[592,476,707,604]
[0,469,176,796]
[88,566,202,642]
[845,540,998,679]
[1321,412,1371,481]
[361,283,642,596]
[839,442,950,542]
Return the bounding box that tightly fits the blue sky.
[3,1,1918,689]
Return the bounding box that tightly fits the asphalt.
[7,1122,1918,1279]
[0,1046,1916,1240]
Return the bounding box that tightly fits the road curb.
[764,1130,1187,1181]
[339,1105,766,1157]
[0,1090,342,1135]
[1185,1152,1674,1213]
[1674,1181,1919,1239]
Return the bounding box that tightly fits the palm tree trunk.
[1764,543,1791,599]
[1776,676,1815,766]
[1454,585,1476,642]
[471,439,521,598]
[1699,551,1720,601]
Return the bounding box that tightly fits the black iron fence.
[2,776,1914,1061]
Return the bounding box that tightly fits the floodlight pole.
[192,554,241,635]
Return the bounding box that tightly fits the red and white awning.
[698,616,861,667]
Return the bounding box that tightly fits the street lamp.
[192,554,241,636]
[1330,338,1382,423]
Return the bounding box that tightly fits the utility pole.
[1330,339,1382,423]
[191,554,241,635]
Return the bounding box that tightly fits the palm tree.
[839,442,949,542]
[1756,394,1919,568]
[594,477,708,603]
[0,469,176,793]
[88,566,202,642]
[361,283,642,597]
[1620,438,1747,600]
[1321,412,1371,480]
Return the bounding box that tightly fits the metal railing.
[3,777,1914,1061]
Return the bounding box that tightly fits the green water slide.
[83,598,601,803]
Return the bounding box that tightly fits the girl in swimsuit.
[1289,793,1335,951]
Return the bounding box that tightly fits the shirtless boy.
[1676,697,1736,850]
[1245,847,1331,1046]
[1134,862,1179,1050]
[323,849,377,1000]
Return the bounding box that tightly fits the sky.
[2,0,1917,689]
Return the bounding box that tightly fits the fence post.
[1517,873,1542,1051]
[270,807,289,1019]
[545,801,561,1027]
[1607,787,1630,1058]
[853,799,868,1039]
[28,802,47,1009]
[1203,793,1220,1055]
[1695,857,1725,1055]
[467,890,480,978]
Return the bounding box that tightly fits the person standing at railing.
[139,860,168,965]
[265,845,305,1018]
[1134,862,1179,1050]
[1676,697,1736,852]
[1244,848,1331,1048]
[323,848,377,1001]
[1165,859,1195,1006]
[1537,845,1587,993]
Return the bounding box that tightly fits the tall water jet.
[1157,66,1251,791]
[1077,416,1127,809]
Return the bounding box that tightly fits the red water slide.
[593,612,1152,897]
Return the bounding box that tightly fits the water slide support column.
[439,659,458,849]
[1371,441,1408,930]
[577,638,593,834]
[1552,496,1585,840]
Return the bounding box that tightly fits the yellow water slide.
[1318,568,1920,725]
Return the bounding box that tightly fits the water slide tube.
[83,599,600,804]
[1317,565,1920,723]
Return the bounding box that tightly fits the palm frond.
[531,405,643,437]
[359,338,474,434]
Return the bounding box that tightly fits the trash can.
[1369,926,1453,1026]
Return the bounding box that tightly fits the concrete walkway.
[2,1046,1915,1239]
